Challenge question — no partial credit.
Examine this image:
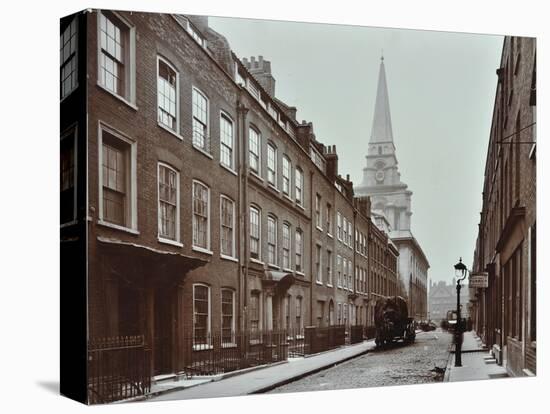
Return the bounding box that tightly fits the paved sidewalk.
[444,331,508,382]
[148,339,376,401]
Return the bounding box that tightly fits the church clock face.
[375,169,385,183]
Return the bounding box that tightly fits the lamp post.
[454,258,468,367]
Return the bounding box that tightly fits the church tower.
[355,55,412,233]
[354,56,430,320]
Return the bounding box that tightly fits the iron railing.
[87,335,151,404]
[182,330,289,376]
[304,325,346,354]
[350,325,364,344]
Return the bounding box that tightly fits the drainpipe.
[237,93,249,332]
[309,169,314,327]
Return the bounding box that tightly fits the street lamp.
[454,258,468,367]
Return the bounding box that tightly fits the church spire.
[370,55,394,144]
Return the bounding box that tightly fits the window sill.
[327,233,334,239]
[282,268,293,273]
[295,271,305,277]
[250,258,265,265]
[193,344,214,351]
[221,254,239,263]
[315,280,323,285]
[158,122,183,140]
[282,193,292,202]
[96,83,138,111]
[296,203,305,211]
[97,220,140,235]
[192,246,213,255]
[158,237,183,248]
[193,144,214,159]
[220,163,238,176]
[268,263,280,270]
[250,171,264,182]
[316,225,323,232]
[268,183,280,193]
[326,283,333,288]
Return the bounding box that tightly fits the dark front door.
[154,288,174,376]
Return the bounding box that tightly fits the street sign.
[469,272,488,288]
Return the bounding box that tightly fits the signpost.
[469,272,489,288]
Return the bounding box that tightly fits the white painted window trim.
[193,283,211,347]
[156,55,180,135]
[282,222,291,270]
[250,205,262,261]
[219,111,235,171]
[267,142,277,188]
[60,124,78,225]
[96,10,136,105]
[220,194,236,259]
[221,288,236,342]
[282,155,291,197]
[315,242,323,284]
[267,214,278,266]
[97,121,138,231]
[157,162,180,244]
[295,167,304,205]
[192,86,211,153]
[192,179,211,251]
[248,126,261,175]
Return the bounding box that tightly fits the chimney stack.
[242,55,276,97]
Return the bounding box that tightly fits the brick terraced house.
[469,36,536,377]
[60,10,400,403]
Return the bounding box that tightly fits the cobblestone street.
[269,330,452,393]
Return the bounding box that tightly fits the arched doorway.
[328,300,335,326]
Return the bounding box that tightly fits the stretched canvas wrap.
[60,9,537,404]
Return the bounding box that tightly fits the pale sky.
[210,16,504,284]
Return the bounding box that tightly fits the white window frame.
[326,203,332,236]
[348,221,353,247]
[315,243,322,284]
[295,167,303,205]
[342,257,347,289]
[282,155,291,196]
[193,283,212,349]
[315,194,322,230]
[248,127,261,175]
[267,142,277,188]
[337,255,342,288]
[295,228,303,273]
[282,222,291,270]
[327,250,333,286]
[221,288,236,345]
[250,205,261,261]
[342,217,348,244]
[157,162,181,246]
[60,125,78,226]
[96,10,136,107]
[267,215,278,266]
[337,212,342,241]
[97,121,138,233]
[192,86,211,155]
[220,195,236,259]
[192,179,211,253]
[156,56,180,136]
[220,112,235,172]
